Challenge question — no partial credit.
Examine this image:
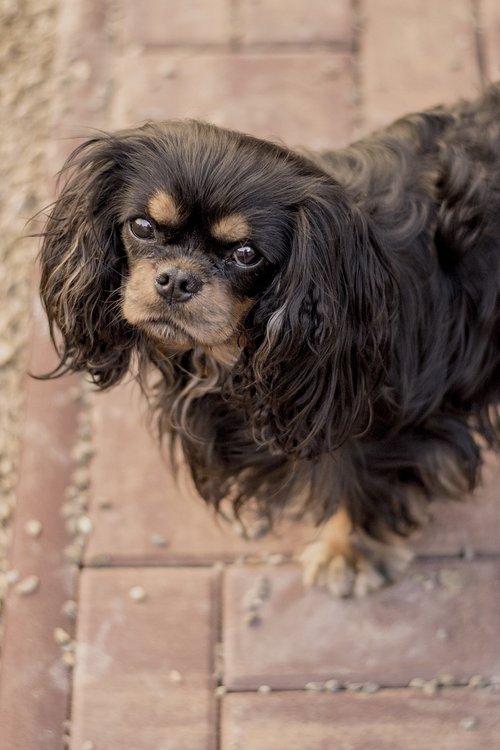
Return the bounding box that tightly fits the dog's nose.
[155,267,203,303]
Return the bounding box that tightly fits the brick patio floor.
[1,1,500,749]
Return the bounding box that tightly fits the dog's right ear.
[39,136,134,387]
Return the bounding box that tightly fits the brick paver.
[223,561,500,690]
[236,0,352,45]
[0,310,80,750]
[113,51,355,149]
[70,568,218,750]
[221,690,500,749]
[1,1,499,749]
[123,0,232,47]
[361,0,481,131]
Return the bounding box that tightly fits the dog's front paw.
[300,539,388,598]
[299,508,413,598]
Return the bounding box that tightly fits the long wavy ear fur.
[241,178,399,458]
[39,137,134,387]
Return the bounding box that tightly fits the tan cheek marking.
[147,190,181,226]
[211,213,251,244]
[121,259,158,323]
[186,280,253,344]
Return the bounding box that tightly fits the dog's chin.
[143,318,196,349]
[138,317,240,361]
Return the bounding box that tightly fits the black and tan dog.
[39,84,500,596]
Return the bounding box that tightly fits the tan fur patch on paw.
[299,508,413,598]
[300,539,387,598]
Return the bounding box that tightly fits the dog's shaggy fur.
[39,84,500,594]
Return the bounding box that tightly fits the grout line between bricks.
[136,41,354,54]
[80,551,500,571]
[229,0,241,50]
[213,566,225,750]
[63,562,85,748]
[220,682,496,695]
[350,0,364,134]
[471,0,489,89]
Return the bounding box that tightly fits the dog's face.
[96,121,314,361]
[117,128,290,355]
[121,201,260,352]
[39,121,396,456]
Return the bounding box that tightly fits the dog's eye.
[232,246,261,267]
[130,217,155,240]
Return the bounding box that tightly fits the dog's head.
[40,121,397,457]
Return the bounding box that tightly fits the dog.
[39,84,500,597]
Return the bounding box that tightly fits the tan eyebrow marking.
[147,190,181,226]
[211,213,251,243]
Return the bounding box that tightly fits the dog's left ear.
[243,178,398,458]
[38,136,134,387]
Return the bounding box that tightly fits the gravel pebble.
[437,673,455,687]
[363,682,380,694]
[54,627,72,645]
[267,553,286,565]
[468,675,488,688]
[61,599,78,621]
[5,569,19,585]
[25,519,43,538]
[16,575,40,595]
[71,442,93,463]
[168,669,183,684]
[128,586,147,603]
[460,717,478,731]
[324,679,342,692]
[0,340,15,367]
[0,501,12,522]
[345,682,363,692]
[257,685,272,694]
[408,678,426,688]
[305,681,324,692]
[62,650,76,668]
[243,611,261,627]
[150,533,168,547]
[255,575,271,599]
[422,679,439,696]
[76,515,93,535]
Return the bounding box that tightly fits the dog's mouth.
[134,310,238,351]
[142,316,198,348]
[139,315,243,367]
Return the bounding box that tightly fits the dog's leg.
[300,507,412,598]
